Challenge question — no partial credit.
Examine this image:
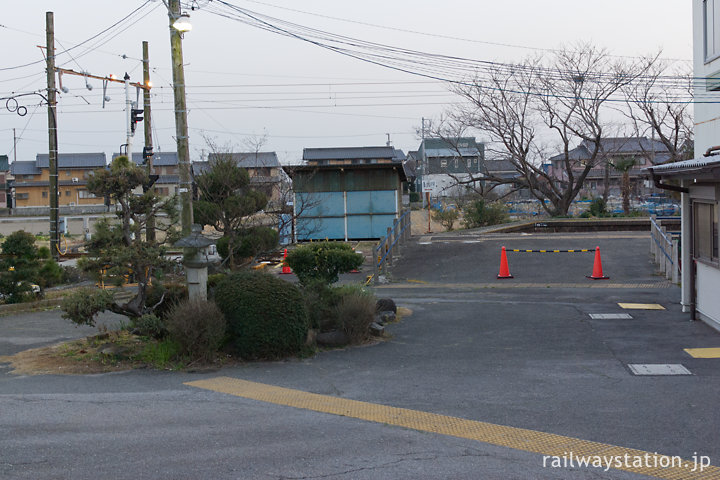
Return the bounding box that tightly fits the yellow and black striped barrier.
[508,249,593,253]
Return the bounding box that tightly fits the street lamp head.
[173,13,192,33]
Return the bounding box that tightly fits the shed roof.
[645,157,720,176]
[303,146,397,161]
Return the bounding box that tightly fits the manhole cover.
[589,313,633,319]
[628,364,692,375]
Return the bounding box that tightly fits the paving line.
[185,377,719,480]
[684,348,720,359]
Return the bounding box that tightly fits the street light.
[173,13,192,33]
[167,0,193,236]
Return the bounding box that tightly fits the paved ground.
[1,231,719,479]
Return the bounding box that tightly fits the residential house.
[416,137,484,198]
[547,137,670,198]
[484,158,530,199]
[113,151,180,197]
[0,155,9,208]
[284,146,406,240]
[11,152,107,208]
[195,151,286,209]
[644,1,720,331]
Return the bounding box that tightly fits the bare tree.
[622,56,694,164]
[439,45,645,216]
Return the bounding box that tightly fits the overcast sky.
[0,0,692,164]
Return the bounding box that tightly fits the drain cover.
[589,313,633,319]
[628,364,692,375]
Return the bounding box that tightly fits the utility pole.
[124,72,133,160]
[13,128,17,163]
[143,41,156,242]
[168,0,193,236]
[46,11,59,261]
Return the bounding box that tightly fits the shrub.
[588,198,607,217]
[38,259,64,288]
[462,199,508,228]
[140,339,182,369]
[334,286,376,344]
[215,271,309,359]
[409,192,420,203]
[61,288,114,327]
[145,282,188,319]
[302,279,342,331]
[132,313,168,340]
[216,227,280,263]
[285,242,364,286]
[433,208,460,231]
[165,298,226,361]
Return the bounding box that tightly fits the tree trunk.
[622,171,631,215]
[602,160,610,203]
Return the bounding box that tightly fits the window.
[65,190,71,196]
[694,202,719,261]
[16,193,29,200]
[65,170,72,176]
[78,190,96,199]
[705,0,720,61]
[440,159,448,168]
[42,191,48,198]
[467,159,472,168]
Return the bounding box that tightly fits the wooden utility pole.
[142,40,156,242]
[168,0,193,236]
[46,11,59,260]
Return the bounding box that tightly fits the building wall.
[293,168,402,240]
[14,167,105,207]
[693,1,720,155]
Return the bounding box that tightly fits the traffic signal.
[142,146,154,164]
[130,108,144,134]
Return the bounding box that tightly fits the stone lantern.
[174,224,214,301]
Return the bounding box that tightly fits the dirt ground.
[410,209,462,235]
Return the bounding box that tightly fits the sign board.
[421,179,436,193]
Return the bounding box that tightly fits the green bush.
[140,339,182,369]
[462,199,508,228]
[409,192,421,203]
[302,279,342,331]
[132,313,168,340]
[588,198,607,217]
[216,227,280,263]
[285,242,364,286]
[61,288,114,327]
[215,271,309,359]
[165,298,226,361]
[432,208,460,231]
[335,286,376,344]
[145,282,188,319]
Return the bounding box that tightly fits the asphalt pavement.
[1,230,719,479]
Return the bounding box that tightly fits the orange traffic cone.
[280,248,293,275]
[497,246,513,279]
[587,246,609,280]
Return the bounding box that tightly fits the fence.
[650,215,680,284]
[373,210,412,283]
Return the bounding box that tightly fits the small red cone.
[587,246,609,280]
[350,247,360,273]
[497,246,513,279]
[280,248,293,275]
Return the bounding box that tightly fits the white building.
[647,1,720,331]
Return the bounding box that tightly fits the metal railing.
[373,210,411,283]
[650,215,680,283]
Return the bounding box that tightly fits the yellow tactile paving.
[185,377,719,479]
[684,348,720,359]
[618,303,666,310]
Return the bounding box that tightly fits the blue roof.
[113,152,178,167]
[10,161,40,175]
[36,152,106,169]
